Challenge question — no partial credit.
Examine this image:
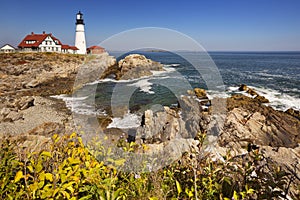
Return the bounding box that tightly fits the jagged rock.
[285,108,300,120]
[137,94,210,143]
[16,96,35,110]
[247,88,258,96]
[219,106,300,148]
[137,107,186,143]
[5,111,23,122]
[238,84,258,96]
[26,79,40,88]
[0,107,11,117]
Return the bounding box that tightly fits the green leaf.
[41,151,52,157]
[36,163,43,173]
[14,170,23,183]
[185,187,193,197]
[233,191,239,200]
[27,165,34,173]
[175,180,182,196]
[149,197,158,200]
[45,173,53,182]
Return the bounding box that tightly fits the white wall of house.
[38,36,61,52]
[0,45,16,53]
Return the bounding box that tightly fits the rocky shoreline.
[0,52,299,197]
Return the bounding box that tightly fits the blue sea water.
[66,51,300,123]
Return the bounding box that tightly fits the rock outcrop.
[0,52,116,96]
[102,54,164,80]
[238,84,270,103]
[136,90,213,144]
[132,88,300,197]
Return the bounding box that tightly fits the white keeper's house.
[18,31,78,54]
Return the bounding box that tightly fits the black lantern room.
[76,11,85,25]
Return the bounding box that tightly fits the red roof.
[61,44,70,49]
[87,45,105,50]
[69,46,79,50]
[62,44,78,50]
[18,32,62,48]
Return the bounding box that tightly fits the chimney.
[43,31,45,34]
[31,32,34,35]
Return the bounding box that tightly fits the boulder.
[238,84,248,91]
[285,108,300,120]
[16,96,35,110]
[194,88,207,99]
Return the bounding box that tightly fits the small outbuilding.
[87,46,106,55]
[0,44,16,53]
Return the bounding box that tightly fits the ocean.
[62,51,300,128]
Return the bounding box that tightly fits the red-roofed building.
[18,32,78,54]
[61,45,79,54]
[87,45,106,55]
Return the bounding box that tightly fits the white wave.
[128,79,154,94]
[250,86,300,111]
[164,63,180,67]
[107,113,141,129]
[206,90,230,99]
[52,94,89,101]
[227,86,239,92]
[211,85,300,111]
[255,72,285,78]
[51,94,107,116]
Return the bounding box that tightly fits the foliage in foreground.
[0,133,298,200]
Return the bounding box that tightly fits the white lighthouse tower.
[75,11,86,54]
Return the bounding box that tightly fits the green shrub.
[0,133,296,200]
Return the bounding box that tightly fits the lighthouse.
[75,11,86,54]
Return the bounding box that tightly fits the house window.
[56,47,58,51]
[44,47,46,51]
[49,41,52,45]
[45,41,48,45]
[52,47,54,51]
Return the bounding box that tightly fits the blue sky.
[0,0,300,51]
